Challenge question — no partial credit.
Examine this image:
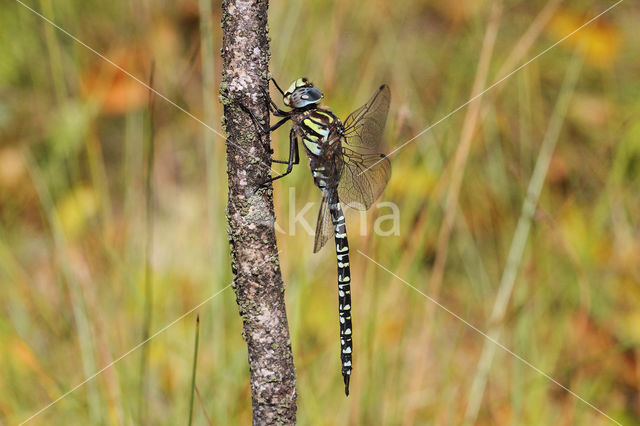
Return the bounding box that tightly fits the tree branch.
[220,0,297,424]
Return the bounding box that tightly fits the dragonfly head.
[283,77,323,108]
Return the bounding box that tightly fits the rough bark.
[220,0,297,424]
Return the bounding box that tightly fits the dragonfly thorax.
[292,109,341,158]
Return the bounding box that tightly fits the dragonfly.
[243,77,391,396]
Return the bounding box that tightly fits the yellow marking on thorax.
[303,118,330,139]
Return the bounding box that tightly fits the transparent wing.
[338,85,391,210]
[342,84,390,151]
[313,193,333,253]
[338,148,391,210]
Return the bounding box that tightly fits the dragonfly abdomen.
[329,190,353,396]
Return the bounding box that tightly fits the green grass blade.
[188,314,201,426]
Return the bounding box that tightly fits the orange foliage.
[80,48,150,115]
[547,9,621,68]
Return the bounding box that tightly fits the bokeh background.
[1,0,639,424]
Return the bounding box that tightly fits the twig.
[220,0,297,423]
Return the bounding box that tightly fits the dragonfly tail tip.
[343,374,350,396]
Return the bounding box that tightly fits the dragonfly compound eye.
[289,86,323,108]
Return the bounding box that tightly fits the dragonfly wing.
[338,84,391,210]
[313,192,333,253]
[343,84,390,151]
[338,148,391,210]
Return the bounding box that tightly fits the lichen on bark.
[220,0,297,424]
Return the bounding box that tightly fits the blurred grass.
[1,0,640,425]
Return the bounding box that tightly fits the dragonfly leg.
[271,131,299,164]
[268,116,292,133]
[270,104,289,117]
[260,86,288,117]
[239,102,290,135]
[237,102,265,132]
[271,77,286,96]
[257,130,299,189]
